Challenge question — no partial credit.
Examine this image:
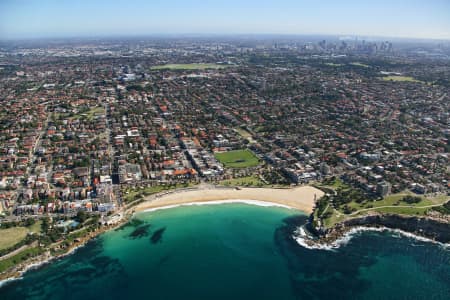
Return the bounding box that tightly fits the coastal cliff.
[308,213,450,244]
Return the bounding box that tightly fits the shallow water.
[2,203,450,300]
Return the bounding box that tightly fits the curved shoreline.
[0,220,127,286]
[1,184,448,288]
[134,185,324,214]
[139,199,296,213]
[0,185,323,285]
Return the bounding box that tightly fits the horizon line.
[1,32,449,43]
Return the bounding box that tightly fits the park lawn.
[381,75,421,83]
[86,107,105,120]
[325,204,430,227]
[335,192,448,218]
[317,177,351,191]
[64,106,105,122]
[27,220,42,234]
[220,175,266,187]
[0,220,43,251]
[0,227,29,251]
[214,149,259,168]
[344,193,430,212]
[427,194,450,204]
[329,178,350,190]
[322,210,347,227]
[322,198,430,228]
[316,186,449,228]
[355,206,429,216]
[382,193,435,206]
[151,63,227,70]
[78,106,105,121]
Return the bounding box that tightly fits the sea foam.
[141,199,294,213]
[293,225,450,251]
[0,277,22,288]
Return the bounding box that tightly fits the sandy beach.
[134,185,324,214]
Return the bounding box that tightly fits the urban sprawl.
[0,37,449,237]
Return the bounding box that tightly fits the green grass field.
[0,221,42,251]
[220,175,266,187]
[214,149,259,168]
[27,220,42,234]
[56,106,105,122]
[85,107,105,120]
[332,193,447,226]
[347,193,433,211]
[0,227,29,251]
[319,177,350,190]
[151,63,227,70]
[322,210,346,227]
[315,178,449,227]
[364,206,429,216]
[381,75,421,82]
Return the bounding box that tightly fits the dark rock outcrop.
[342,214,450,243]
[314,214,450,244]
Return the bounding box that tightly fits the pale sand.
[134,185,324,214]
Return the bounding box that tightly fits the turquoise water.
[1,203,450,299]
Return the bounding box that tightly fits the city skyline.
[1,0,450,40]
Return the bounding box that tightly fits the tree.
[76,210,88,223]
[24,218,35,227]
[41,217,50,233]
[402,195,421,204]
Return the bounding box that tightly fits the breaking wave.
[293,225,450,251]
[141,199,294,213]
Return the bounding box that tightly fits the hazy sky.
[1,0,449,40]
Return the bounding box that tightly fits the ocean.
[1,203,450,299]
